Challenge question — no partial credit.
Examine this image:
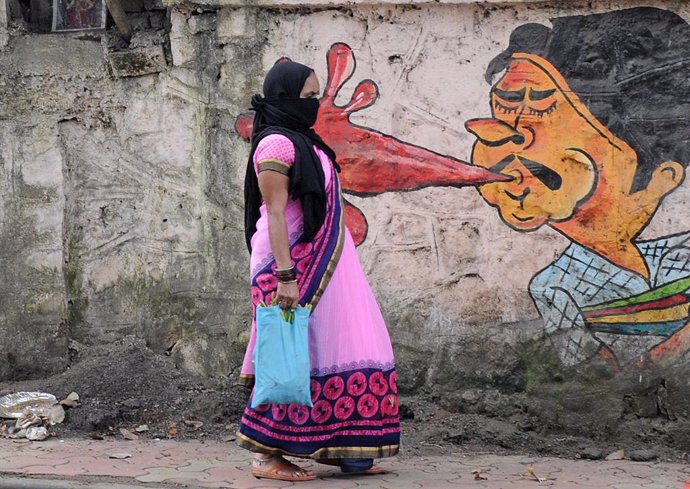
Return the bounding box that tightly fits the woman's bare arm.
[257,170,299,309]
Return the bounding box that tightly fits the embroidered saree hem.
[236,432,400,459]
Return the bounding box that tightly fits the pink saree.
[238,134,400,459]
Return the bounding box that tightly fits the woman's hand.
[276,281,299,310]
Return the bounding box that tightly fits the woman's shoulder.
[254,133,296,165]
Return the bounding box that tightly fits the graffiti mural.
[235,43,509,245]
[467,7,690,369]
[235,7,690,370]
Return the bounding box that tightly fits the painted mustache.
[489,154,563,191]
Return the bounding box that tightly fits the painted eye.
[494,100,519,115]
[526,102,557,117]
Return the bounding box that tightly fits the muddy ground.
[2,336,686,464]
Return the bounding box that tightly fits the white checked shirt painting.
[529,232,690,366]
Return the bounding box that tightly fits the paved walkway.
[0,438,689,488]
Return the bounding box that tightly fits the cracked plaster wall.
[2,0,690,442]
[0,6,249,381]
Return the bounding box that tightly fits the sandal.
[251,455,316,481]
[315,458,389,475]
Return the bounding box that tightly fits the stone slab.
[108,46,167,78]
[9,36,105,76]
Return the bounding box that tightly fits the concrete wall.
[2,0,690,443]
[0,1,249,381]
[0,0,8,48]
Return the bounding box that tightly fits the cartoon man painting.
[466,7,690,368]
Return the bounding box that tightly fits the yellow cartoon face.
[467,55,641,232]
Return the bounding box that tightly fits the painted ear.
[649,161,685,199]
[342,80,379,114]
[324,43,355,100]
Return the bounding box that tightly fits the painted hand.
[236,43,509,245]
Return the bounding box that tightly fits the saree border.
[236,431,400,459]
[306,178,346,310]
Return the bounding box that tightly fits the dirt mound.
[2,337,686,463]
[396,397,685,462]
[2,336,247,439]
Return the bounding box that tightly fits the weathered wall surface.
[2,0,690,445]
[0,3,250,381]
[0,0,7,48]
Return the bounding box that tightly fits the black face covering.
[244,60,338,253]
[266,98,320,129]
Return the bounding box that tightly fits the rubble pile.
[0,391,79,441]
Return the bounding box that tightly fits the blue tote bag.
[251,305,313,409]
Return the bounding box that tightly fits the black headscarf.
[244,60,338,252]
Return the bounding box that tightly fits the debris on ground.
[628,449,657,462]
[59,392,80,409]
[15,412,41,430]
[605,449,625,460]
[4,337,246,443]
[183,419,204,429]
[108,452,132,459]
[0,392,57,418]
[579,447,604,460]
[119,428,139,440]
[521,465,553,483]
[472,469,488,480]
[25,426,49,441]
[0,391,79,441]
[3,337,686,463]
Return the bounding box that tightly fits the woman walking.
[238,59,401,481]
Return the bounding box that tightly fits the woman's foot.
[315,458,388,475]
[251,455,316,481]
